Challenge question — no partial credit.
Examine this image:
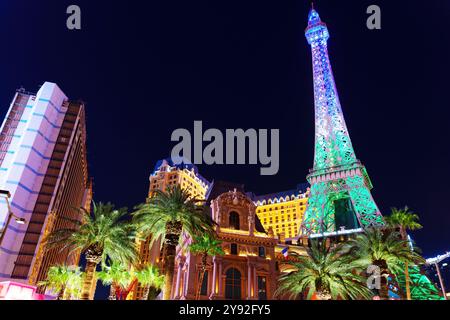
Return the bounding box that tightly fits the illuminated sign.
[0,281,45,300]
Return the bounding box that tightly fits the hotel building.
[131,158,211,299]
[132,159,311,300]
[251,184,310,241]
[172,184,278,300]
[0,82,90,290]
[148,159,210,200]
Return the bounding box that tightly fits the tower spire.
[301,7,384,236]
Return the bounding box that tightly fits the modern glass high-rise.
[0,82,91,290]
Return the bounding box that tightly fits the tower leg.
[302,168,384,235]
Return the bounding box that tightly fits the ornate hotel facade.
[0,83,91,292]
[133,159,308,300]
[173,188,278,300]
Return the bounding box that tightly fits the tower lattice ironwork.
[301,8,384,235]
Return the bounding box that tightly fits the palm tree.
[38,265,71,300]
[135,264,165,300]
[132,185,214,300]
[189,234,224,299]
[44,202,137,300]
[276,240,373,300]
[97,260,130,300]
[385,206,423,300]
[97,260,137,300]
[38,265,83,300]
[339,227,424,299]
[64,266,84,300]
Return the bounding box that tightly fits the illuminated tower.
[301,8,384,235]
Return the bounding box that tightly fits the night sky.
[1,0,449,296]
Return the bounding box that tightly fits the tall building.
[301,8,384,236]
[148,159,211,200]
[251,184,309,241]
[0,82,90,289]
[131,158,211,299]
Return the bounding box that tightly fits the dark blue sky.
[1,0,449,293]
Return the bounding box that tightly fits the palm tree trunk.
[399,227,412,300]
[57,287,65,300]
[379,274,389,300]
[81,259,99,300]
[195,253,208,300]
[374,259,389,300]
[404,261,411,300]
[162,223,181,300]
[162,241,177,300]
[316,291,331,300]
[142,285,150,300]
[108,285,116,300]
[147,286,160,300]
[196,270,205,300]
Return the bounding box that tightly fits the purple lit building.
[0,82,91,290]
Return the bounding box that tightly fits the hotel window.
[257,276,267,300]
[258,247,266,258]
[230,243,238,255]
[225,268,242,300]
[229,211,240,230]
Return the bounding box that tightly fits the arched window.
[229,211,240,230]
[225,268,242,299]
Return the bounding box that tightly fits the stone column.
[218,259,223,297]
[253,265,258,300]
[209,256,217,299]
[181,264,188,299]
[174,262,182,299]
[247,262,252,299]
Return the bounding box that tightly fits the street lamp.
[0,189,27,247]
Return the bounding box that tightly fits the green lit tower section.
[302,8,384,235]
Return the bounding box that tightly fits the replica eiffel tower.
[301,6,384,236]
